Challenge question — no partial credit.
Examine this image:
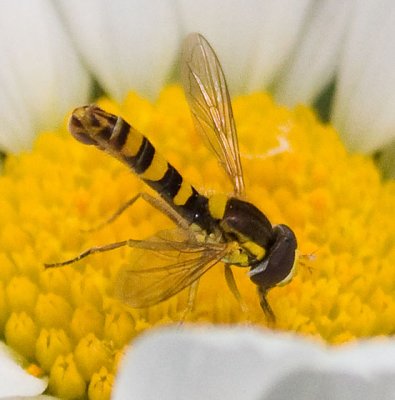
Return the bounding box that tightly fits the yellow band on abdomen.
[173,180,193,206]
[140,151,168,181]
[121,127,144,157]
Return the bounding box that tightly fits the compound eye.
[249,224,297,289]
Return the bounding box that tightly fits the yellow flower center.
[1,85,395,398]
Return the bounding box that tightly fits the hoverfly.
[45,33,298,323]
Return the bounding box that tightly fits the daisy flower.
[1,1,395,399]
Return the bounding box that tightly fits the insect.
[45,33,298,323]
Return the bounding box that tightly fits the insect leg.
[83,192,190,232]
[179,279,200,323]
[224,264,249,315]
[140,193,190,230]
[44,233,198,269]
[82,193,143,232]
[257,286,275,325]
[44,240,130,268]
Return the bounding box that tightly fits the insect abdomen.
[69,105,216,232]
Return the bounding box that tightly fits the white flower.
[0,342,47,398]
[1,0,395,173]
[0,0,90,153]
[1,2,395,397]
[113,327,395,400]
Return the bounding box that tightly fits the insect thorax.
[219,197,274,262]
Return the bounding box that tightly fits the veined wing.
[115,228,229,307]
[181,33,245,196]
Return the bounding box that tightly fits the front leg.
[257,286,275,325]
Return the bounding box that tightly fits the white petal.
[0,342,47,397]
[113,327,395,400]
[274,0,356,106]
[177,0,313,95]
[0,0,91,153]
[57,0,179,101]
[332,0,395,152]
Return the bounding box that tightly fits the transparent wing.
[115,228,229,307]
[181,33,245,196]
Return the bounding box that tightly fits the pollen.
[1,85,395,397]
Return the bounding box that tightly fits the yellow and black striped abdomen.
[69,105,218,232]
